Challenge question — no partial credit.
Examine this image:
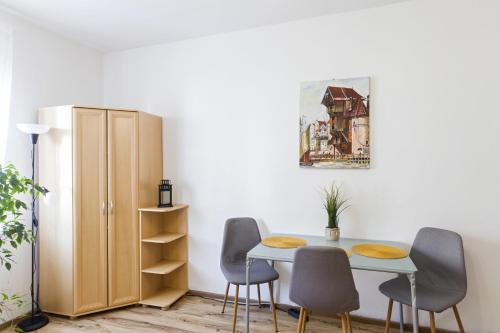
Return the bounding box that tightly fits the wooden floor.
[1,295,387,333]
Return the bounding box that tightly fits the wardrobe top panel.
[40,105,139,112]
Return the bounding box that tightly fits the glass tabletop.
[247,233,417,274]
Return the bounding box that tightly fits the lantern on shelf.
[158,179,173,208]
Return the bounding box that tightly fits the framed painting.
[299,77,370,169]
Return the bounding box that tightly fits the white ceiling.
[0,0,406,51]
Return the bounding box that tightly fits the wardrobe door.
[107,110,140,306]
[73,108,108,314]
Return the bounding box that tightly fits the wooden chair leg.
[452,305,465,333]
[296,307,304,333]
[257,284,262,308]
[346,312,353,333]
[222,282,230,313]
[232,284,239,333]
[301,309,307,333]
[268,282,278,332]
[341,313,348,333]
[385,299,394,333]
[429,312,436,333]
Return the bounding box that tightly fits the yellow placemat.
[351,243,408,259]
[261,236,307,249]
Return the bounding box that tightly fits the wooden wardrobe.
[38,105,163,317]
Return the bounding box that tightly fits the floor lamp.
[16,123,50,332]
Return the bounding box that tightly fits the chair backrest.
[289,246,359,315]
[220,217,261,268]
[411,227,467,295]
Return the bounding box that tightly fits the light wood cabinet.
[73,107,108,314]
[38,105,162,317]
[107,110,140,307]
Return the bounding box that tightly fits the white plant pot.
[325,227,340,241]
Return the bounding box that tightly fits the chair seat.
[222,259,279,285]
[291,287,360,316]
[379,276,465,313]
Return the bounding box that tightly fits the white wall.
[101,0,498,331]
[5,0,497,330]
[0,8,103,324]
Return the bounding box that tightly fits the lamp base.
[16,313,49,332]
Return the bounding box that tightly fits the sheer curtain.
[0,23,12,163]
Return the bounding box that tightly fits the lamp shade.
[17,123,50,135]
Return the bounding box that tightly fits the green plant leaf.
[0,163,48,314]
[322,182,350,228]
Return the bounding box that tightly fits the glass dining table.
[245,234,419,333]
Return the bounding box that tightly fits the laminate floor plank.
[1,296,387,333]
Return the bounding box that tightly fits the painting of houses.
[300,77,370,168]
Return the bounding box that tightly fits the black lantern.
[158,179,173,208]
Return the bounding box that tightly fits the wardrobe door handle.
[101,202,106,215]
[109,201,114,214]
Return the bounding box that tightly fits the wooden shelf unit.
[139,204,188,310]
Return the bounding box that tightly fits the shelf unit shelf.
[139,204,188,213]
[139,204,189,310]
[140,287,189,309]
[142,260,186,275]
[142,232,185,244]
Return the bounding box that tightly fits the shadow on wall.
[458,234,497,333]
[163,115,181,200]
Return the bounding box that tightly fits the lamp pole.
[29,134,40,317]
[16,124,50,332]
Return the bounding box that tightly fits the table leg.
[408,273,418,333]
[399,302,404,332]
[246,258,253,333]
[270,260,275,313]
[397,274,404,332]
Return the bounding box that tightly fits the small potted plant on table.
[323,183,349,241]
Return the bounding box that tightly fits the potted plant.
[322,183,349,241]
[0,163,47,319]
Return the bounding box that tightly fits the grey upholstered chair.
[290,246,360,333]
[379,227,467,333]
[220,217,279,333]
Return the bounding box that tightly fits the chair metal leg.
[399,302,404,332]
[385,299,394,333]
[346,312,353,333]
[341,314,348,333]
[257,284,262,308]
[429,312,436,333]
[452,305,465,333]
[268,282,278,332]
[232,284,239,333]
[296,308,304,333]
[222,282,230,313]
